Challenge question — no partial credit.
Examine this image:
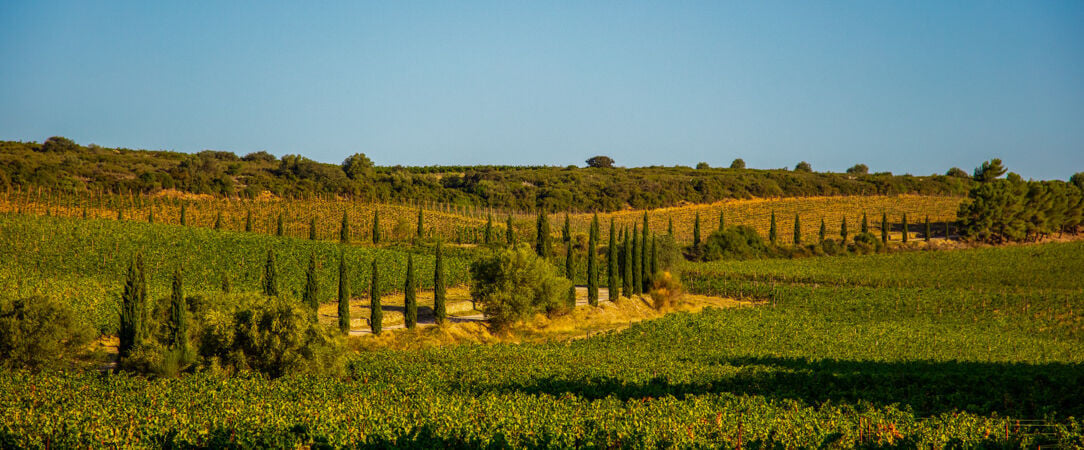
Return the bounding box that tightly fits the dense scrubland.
[1,141,1083,448]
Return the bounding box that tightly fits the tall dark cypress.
[861,213,869,234]
[416,208,425,240]
[819,218,826,242]
[841,217,849,242]
[925,215,931,242]
[404,254,417,329]
[180,204,187,226]
[309,216,318,240]
[769,211,778,245]
[337,252,350,335]
[484,215,493,245]
[535,211,552,259]
[168,269,189,357]
[263,249,279,297]
[881,212,889,243]
[631,224,641,295]
[587,214,599,306]
[370,259,382,335]
[564,235,576,308]
[562,213,571,243]
[640,213,649,292]
[506,215,515,247]
[245,210,253,232]
[371,210,380,244]
[148,210,154,224]
[667,217,674,237]
[622,227,632,298]
[607,219,618,302]
[276,214,285,236]
[693,212,701,247]
[944,221,951,240]
[650,235,658,278]
[303,252,319,320]
[214,212,223,230]
[718,209,726,232]
[118,255,145,359]
[341,211,351,243]
[901,213,909,243]
[434,242,447,325]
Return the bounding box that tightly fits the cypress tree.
[370,259,382,335]
[434,242,447,325]
[535,210,552,259]
[793,213,802,246]
[82,208,87,219]
[693,212,701,247]
[506,215,515,247]
[565,235,576,308]
[371,210,380,244]
[841,216,849,242]
[901,213,909,243]
[214,212,223,230]
[484,215,493,244]
[309,216,318,240]
[641,213,649,292]
[276,214,285,236]
[221,274,231,293]
[769,211,778,245]
[340,211,350,243]
[245,210,253,232]
[718,209,726,232]
[667,216,674,237]
[148,210,154,224]
[118,255,145,359]
[416,208,425,240]
[622,228,632,298]
[180,204,187,226]
[861,213,869,234]
[944,220,951,240]
[650,235,658,279]
[562,213,571,243]
[631,224,641,295]
[168,269,189,357]
[404,254,417,329]
[881,212,889,243]
[607,219,618,302]
[587,214,599,306]
[337,253,350,335]
[304,252,319,320]
[819,218,826,242]
[117,208,123,221]
[262,249,279,297]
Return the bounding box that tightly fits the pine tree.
[841,216,849,242]
[263,249,279,297]
[819,218,826,242]
[339,211,349,243]
[337,253,350,335]
[535,210,552,259]
[506,215,515,247]
[370,259,382,335]
[168,269,189,357]
[371,210,380,244]
[304,252,319,320]
[607,219,618,302]
[118,254,145,359]
[309,216,318,240]
[484,215,493,244]
[587,214,599,306]
[245,210,253,232]
[769,211,778,245]
[925,215,932,242]
[434,242,447,325]
[416,208,425,240]
[221,274,231,293]
[861,213,869,234]
[214,212,223,230]
[404,254,417,329]
[881,212,889,243]
[622,228,633,298]
[693,212,702,247]
[562,213,571,243]
[793,213,802,246]
[631,224,641,295]
[718,209,726,232]
[180,204,187,226]
[641,213,649,292]
[902,213,909,243]
[276,214,285,236]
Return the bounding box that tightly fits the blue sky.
[1,1,1082,179]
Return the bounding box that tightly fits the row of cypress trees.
[689,210,947,247]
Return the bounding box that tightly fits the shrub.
[851,232,883,254]
[649,271,683,310]
[470,247,571,329]
[701,226,769,261]
[0,296,93,371]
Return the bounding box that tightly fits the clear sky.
[1,1,1082,180]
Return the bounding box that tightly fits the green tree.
[818,218,826,242]
[693,212,701,247]
[535,211,552,259]
[925,215,932,242]
[416,208,425,240]
[118,254,146,359]
[631,224,641,295]
[564,234,576,308]
[245,210,253,232]
[303,252,319,320]
[730,158,746,169]
[469,247,572,329]
[641,213,649,292]
[769,211,778,245]
[902,213,909,243]
[607,219,618,302]
[263,249,278,297]
[793,213,801,245]
[881,212,889,244]
[587,214,599,306]
[276,214,284,236]
[370,259,382,335]
[667,216,674,236]
[974,158,1007,183]
[718,210,725,232]
[404,254,417,329]
[148,210,154,224]
[434,242,447,325]
[861,213,869,234]
[341,153,374,179]
[180,204,187,226]
[484,215,493,244]
[841,216,849,242]
[214,212,223,230]
[650,235,658,279]
[371,210,380,244]
[622,228,633,298]
[309,216,318,240]
[167,269,189,359]
[341,211,351,243]
[562,213,571,243]
[337,253,350,335]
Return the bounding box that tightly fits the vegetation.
[469,247,571,329]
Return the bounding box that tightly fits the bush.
[470,247,572,329]
[851,232,883,254]
[700,226,769,261]
[0,296,93,371]
[649,271,683,310]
